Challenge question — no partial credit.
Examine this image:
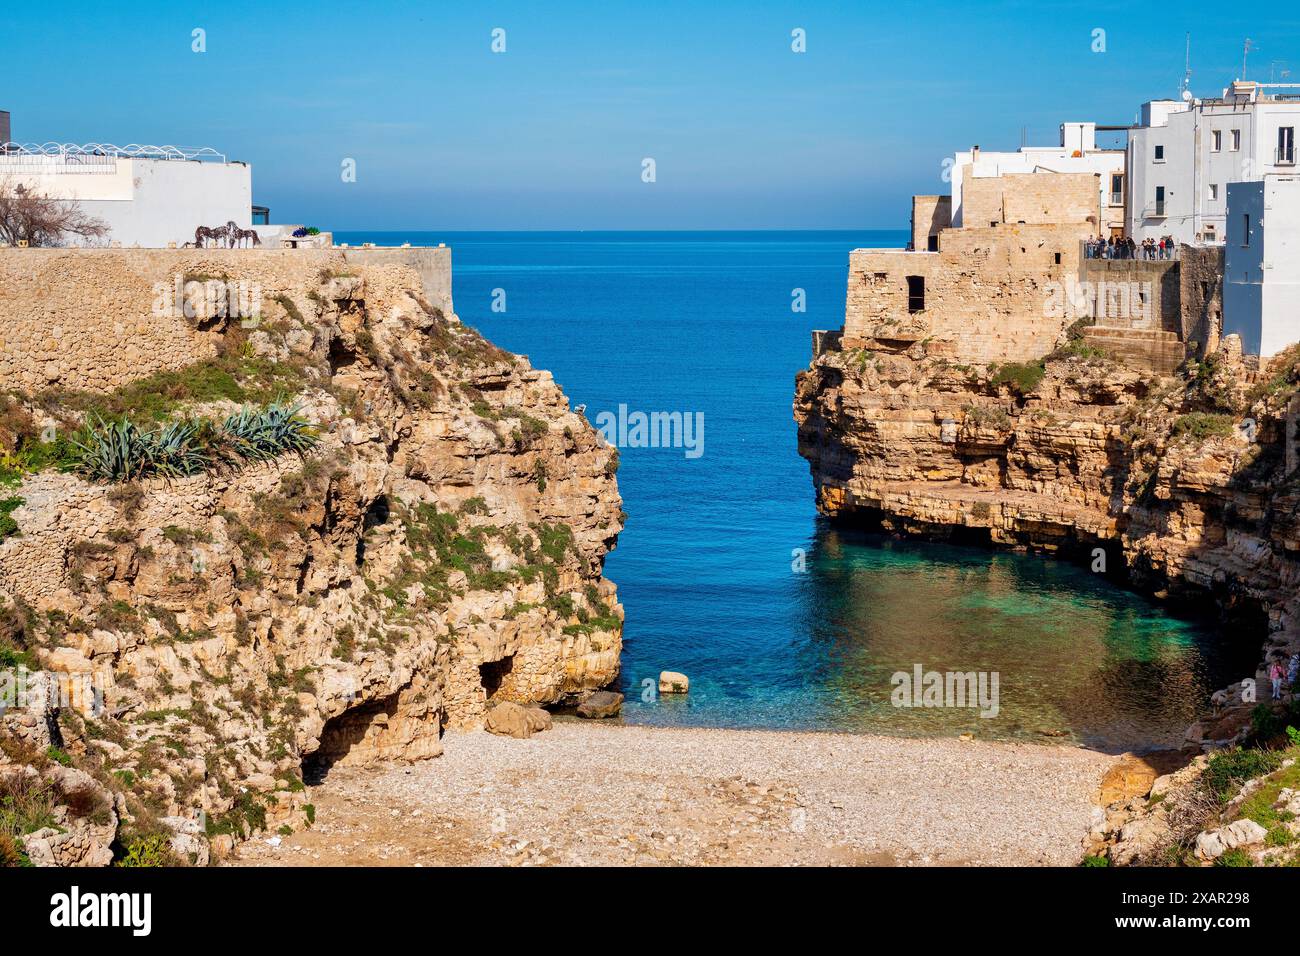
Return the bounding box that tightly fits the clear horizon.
[10,1,1299,230]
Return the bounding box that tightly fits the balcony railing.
[1276,146,1296,166]
[1143,201,1167,218]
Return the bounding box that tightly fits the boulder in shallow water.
[576,691,623,719]
[658,671,689,694]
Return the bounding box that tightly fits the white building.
[1127,82,1300,246]
[0,142,258,248]
[0,109,305,248]
[1223,175,1300,357]
[950,122,1126,233]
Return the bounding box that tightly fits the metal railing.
[1276,146,1296,166]
[0,142,227,174]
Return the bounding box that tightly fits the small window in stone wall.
[1054,252,1062,265]
[927,235,939,251]
[906,275,925,313]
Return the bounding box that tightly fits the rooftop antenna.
[1181,33,1192,96]
[1242,38,1254,80]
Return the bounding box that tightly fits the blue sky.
[6,1,1299,228]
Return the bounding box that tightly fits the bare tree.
[0,176,109,247]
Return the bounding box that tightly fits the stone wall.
[0,246,451,393]
[962,171,1101,229]
[1180,244,1225,357]
[910,195,951,250]
[844,223,1089,364]
[1078,258,1181,333]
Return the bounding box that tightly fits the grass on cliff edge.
[1169,412,1235,444]
[989,360,1046,397]
[36,341,309,425]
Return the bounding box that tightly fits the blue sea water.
[336,230,1256,751]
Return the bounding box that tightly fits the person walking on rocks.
[1288,652,1299,687]
[1270,659,1285,699]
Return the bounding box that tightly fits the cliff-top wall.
[0,247,451,393]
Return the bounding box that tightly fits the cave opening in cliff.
[302,691,400,783]
[479,655,515,703]
[949,525,992,548]
[356,495,392,566]
[328,334,358,371]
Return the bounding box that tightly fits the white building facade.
[0,142,256,248]
[950,122,1126,233]
[1127,83,1300,246]
[1223,175,1300,357]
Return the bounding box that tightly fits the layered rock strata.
[0,254,622,865]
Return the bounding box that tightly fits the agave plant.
[222,401,318,461]
[146,419,211,478]
[73,401,318,483]
[72,416,154,483]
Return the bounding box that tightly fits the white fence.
[0,142,228,175]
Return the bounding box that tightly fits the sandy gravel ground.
[231,722,1117,867]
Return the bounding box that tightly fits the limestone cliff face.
[795,334,1300,713]
[0,257,622,865]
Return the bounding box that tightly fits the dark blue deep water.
[337,231,1254,751]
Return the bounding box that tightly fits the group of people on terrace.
[1084,235,1177,261]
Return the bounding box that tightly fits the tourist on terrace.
[1270,659,1285,700]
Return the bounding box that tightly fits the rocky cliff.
[795,330,1300,737]
[0,255,622,866]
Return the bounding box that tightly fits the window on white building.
[1279,127,1295,165]
[1110,173,1123,205]
[1231,129,1241,151]
[1209,183,1219,201]
[1154,144,1165,162]
[1212,130,1222,152]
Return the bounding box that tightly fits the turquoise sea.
[337,231,1257,752]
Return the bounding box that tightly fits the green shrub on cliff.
[962,404,1011,430]
[1169,412,1234,444]
[990,361,1046,397]
[1203,748,1282,804]
[0,496,23,541]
